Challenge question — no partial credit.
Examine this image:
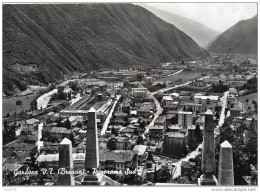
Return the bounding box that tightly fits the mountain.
[3,4,209,96]
[139,4,220,48]
[208,15,257,54]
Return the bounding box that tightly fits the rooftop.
[221,140,232,148]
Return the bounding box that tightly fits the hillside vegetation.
[208,15,257,54]
[3,4,209,95]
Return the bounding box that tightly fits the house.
[42,127,72,141]
[194,95,219,107]
[154,116,166,127]
[18,134,38,145]
[107,137,132,150]
[162,96,174,107]
[3,140,37,154]
[122,98,132,114]
[99,150,138,181]
[137,108,151,118]
[120,128,135,135]
[132,88,148,98]
[133,145,148,163]
[40,142,59,154]
[21,118,39,134]
[149,125,164,136]
[99,138,110,151]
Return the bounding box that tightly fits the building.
[149,125,164,136]
[3,140,37,154]
[132,88,148,98]
[60,109,88,118]
[107,137,132,151]
[178,111,193,129]
[21,118,39,134]
[137,108,151,118]
[162,96,174,107]
[42,127,72,141]
[18,135,38,145]
[194,95,219,107]
[99,150,138,181]
[40,142,59,154]
[133,145,148,163]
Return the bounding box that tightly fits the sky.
[140,3,257,32]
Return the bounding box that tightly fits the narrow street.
[137,82,163,133]
[218,91,229,127]
[36,122,44,152]
[100,95,121,135]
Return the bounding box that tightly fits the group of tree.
[211,82,229,93]
[216,117,257,185]
[3,121,17,145]
[162,139,187,158]
[187,125,203,152]
[239,77,257,94]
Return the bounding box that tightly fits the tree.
[154,164,158,183]
[134,128,139,136]
[158,164,171,182]
[107,138,116,151]
[76,121,83,128]
[16,100,23,106]
[245,99,249,103]
[194,124,203,143]
[111,127,116,135]
[137,136,144,145]
[64,118,71,129]
[147,151,154,162]
[136,74,143,81]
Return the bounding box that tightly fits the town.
[3,53,257,186]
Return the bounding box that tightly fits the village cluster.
[3,55,257,185]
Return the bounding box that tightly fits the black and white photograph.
[2,1,258,188]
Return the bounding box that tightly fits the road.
[100,95,121,135]
[37,89,57,110]
[137,82,163,134]
[36,122,44,152]
[166,69,183,77]
[152,75,210,95]
[218,91,229,127]
[172,146,200,179]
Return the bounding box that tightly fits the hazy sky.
[140,3,257,32]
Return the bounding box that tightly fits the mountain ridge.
[3,4,209,96]
[138,4,220,48]
[207,15,257,54]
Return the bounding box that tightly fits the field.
[237,92,257,111]
[154,71,204,84]
[3,93,39,117]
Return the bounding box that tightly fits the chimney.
[198,109,218,185]
[81,108,105,185]
[57,138,75,185]
[85,107,99,171]
[218,140,234,185]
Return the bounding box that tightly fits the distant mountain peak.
[207,15,257,55]
[138,4,220,48]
